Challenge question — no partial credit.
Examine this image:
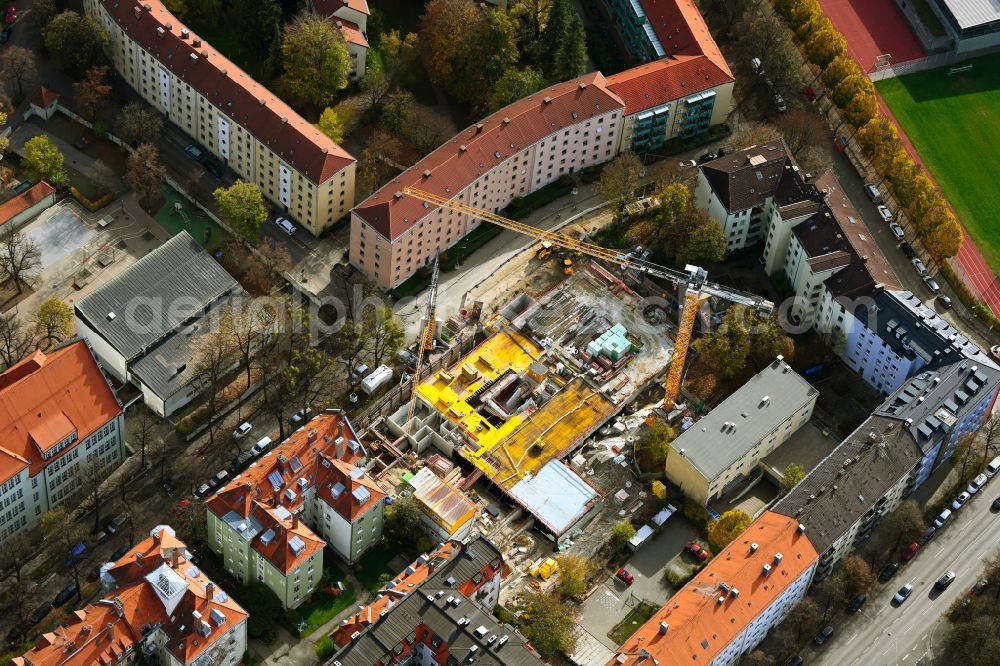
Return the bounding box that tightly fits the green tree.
[855,116,898,154]
[747,310,794,365]
[805,26,847,68]
[677,214,727,266]
[21,135,66,185]
[843,91,879,128]
[489,66,546,111]
[380,29,421,84]
[636,421,675,470]
[516,592,575,659]
[611,520,636,550]
[509,0,552,65]
[184,0,222,30]
[694,308,751,378]
[314,636,335,660]
[282,14,351,107]
[379,89,416,134]
[555,554,594,598]
[456,7,520,105]
[821,54,859,89]
[595,152,643,219]
[317,106,348,143]
[542,0,587,82]
[785,0,822,30]
[229,0,282,77]
[924,214,963,260]
[658,182,691,225]
[124,142,166,211]
[796,13,831,41]
[384,494,426,544]
[214,181,268,243]
[832,73,873,109]
[163,0,188,19]
[34,298,74,344]
[421,0,482,90]
[42,11,109,78]
[779,463,805,497]
[708,510,752,552]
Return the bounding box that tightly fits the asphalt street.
[813,476,1000,666]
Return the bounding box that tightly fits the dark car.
[848,595,867,613]
[992,496,1000,512]
[698,151,719,163]
[879,562,900,582]
[936,294,953,309]
[110,545,130,561]
[1,24,11,43]
[203,157,223,177]
[53,583,79,607]
[813,625,834,646]
[28,601,52,626]
[787,657,803,666]
[899,242,916,258]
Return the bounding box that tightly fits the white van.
[987,456,1000,478]
[251,436,273,458]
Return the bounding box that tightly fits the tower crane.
[401,187,774,411]
[405,256,440,434]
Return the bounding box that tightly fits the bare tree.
[0,226,42,294]
[222,302,272,391]
[113,101,164,148]
[785,597,822,642]
[0,310,36,369]
[42,507,86,603]
[191,327,238,448]
[1,577,42,631]
[0,525,40,581]
[80,456,110,533]
[402,104,457,157]
[364,306,405,367]
[124,142,167,211]
[0,46,38,101]
[595,152,643,219]
[129,404,157,470]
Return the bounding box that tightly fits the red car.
[685,541,709,561]
[804,86,817,102]
[5,6,14,24]
[616,568,634,586]
[901,541,919,561]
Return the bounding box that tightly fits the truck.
[361,365,393,395]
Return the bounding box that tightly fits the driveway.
[578,517,700,649]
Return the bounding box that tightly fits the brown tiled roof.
[99,0,354,184]
[352,72,624,241]
[701,139,790,212]
[0,181,55,225]
[606,55,733,116]
[29,86,59,109]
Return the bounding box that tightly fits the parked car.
[251,436,273,457]
[233,422,252,438]
[53,583,79,607]
[901,541,919,561]
[0,24,11,43]
[698,151,719,163]
[923,275,941,293]
[864,183,882,202]
[991,345,1000,361]
[110,545,130,561]
[63,543,86,567]
[684,541,709,561]
[952,491,971,510]
[184,144,205,162]
[209,469,229,488]
[936,294,952,309]
[291,408,313,424]
[274,216,297,235]
[28,601,52,626]
[203,157,223,177]
[992,496,1000,512]
[889,222,905,241]
[893,583,914,605]
[350,363,370,384]
[813,625,834,646]
[933,508,952,528]
[848,595,867,613]
[968,473,988,495]
[105,513,128,535]
[912,257,929,276]
[615,567,634,586]
[877,205,893,222]
[194,483,211,498]
[879,562,900,582]
[899,242,916,258]
[163,474,182,495]
[678,159,697,168]
[935,571,956,590]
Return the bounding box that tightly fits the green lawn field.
[876,52,1000,271]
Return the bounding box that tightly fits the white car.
[889,223,905,241]
[233,422,253,438]
[877,205,893,222]
[678,159,697,168]
[274,217,297,235]
[991,345,1000,360]
[893,584,913,605]
[968,473,988,495]
[912,257,929,276]
[952,491,971,510]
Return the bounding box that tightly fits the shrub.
[665,568,695,588]
[314,636,335,660]
[682,498,711,531]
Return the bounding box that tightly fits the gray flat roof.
[671,358,817,480]
[941,0,1000,29]
[75,232,240,361]
[508,460,599,535]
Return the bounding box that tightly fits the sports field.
[876,53,1000,272]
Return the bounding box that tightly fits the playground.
[154,185,229,251]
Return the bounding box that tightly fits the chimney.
[171,549,180,569]
[152,529,161,544]
[292,513,299,529]
[206,582,215,601]
[335,437,346,460]
[106,622,114,642]
[136,552,144,567]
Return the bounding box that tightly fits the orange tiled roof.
[0,340,122,484]
[315,458,387,521]
[28,86,59,109]
[605,55,733,116]
[11,527,247,666]
[248,504,325,573]
[98,0,354,184]
[611,512,819,665]
[0,181,55,225]
[639,0,731,74]
[336,17,369,48]
[352,72,625,241]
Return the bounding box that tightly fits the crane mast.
[405,257,440,434]
[399,187,774,415]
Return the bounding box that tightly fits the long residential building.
[611,511,819,666]
[11,525,247,666]
[206,410,386,609]
[84,0,356,236]
[0,339,123,543]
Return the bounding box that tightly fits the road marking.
[920,634,927,641]
[903,653,911,660]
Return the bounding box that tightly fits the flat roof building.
[408,466,478,540]
[931,0,1000,50]
[665,357,817,506]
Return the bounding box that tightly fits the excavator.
[400,186,774,412]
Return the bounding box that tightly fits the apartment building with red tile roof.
[10,525,247,666]
[206,410,386,608]
[610,512,818,666]
[312,0,370,79]
[0,339,123,543]
[0,181,56,229]
[83,0,356,236]
[328,537,543,666]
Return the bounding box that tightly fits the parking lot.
[577,516,701,649]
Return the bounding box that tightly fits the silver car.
[274,217,297,235]
[889,223,905,241]
[912,257,929,276]
[923,275,940,293]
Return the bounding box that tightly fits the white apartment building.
[351,72,625,289]
[85,0,357,236]
[0,339,124,542]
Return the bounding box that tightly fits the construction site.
[374,262,676,545]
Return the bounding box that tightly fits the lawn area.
[607,602,659,645]
[876,53,1000,271]
[353,542,408,592]
[154,185,229,251]
[285,560,357,638]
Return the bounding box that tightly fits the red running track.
[818,0,926,68]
